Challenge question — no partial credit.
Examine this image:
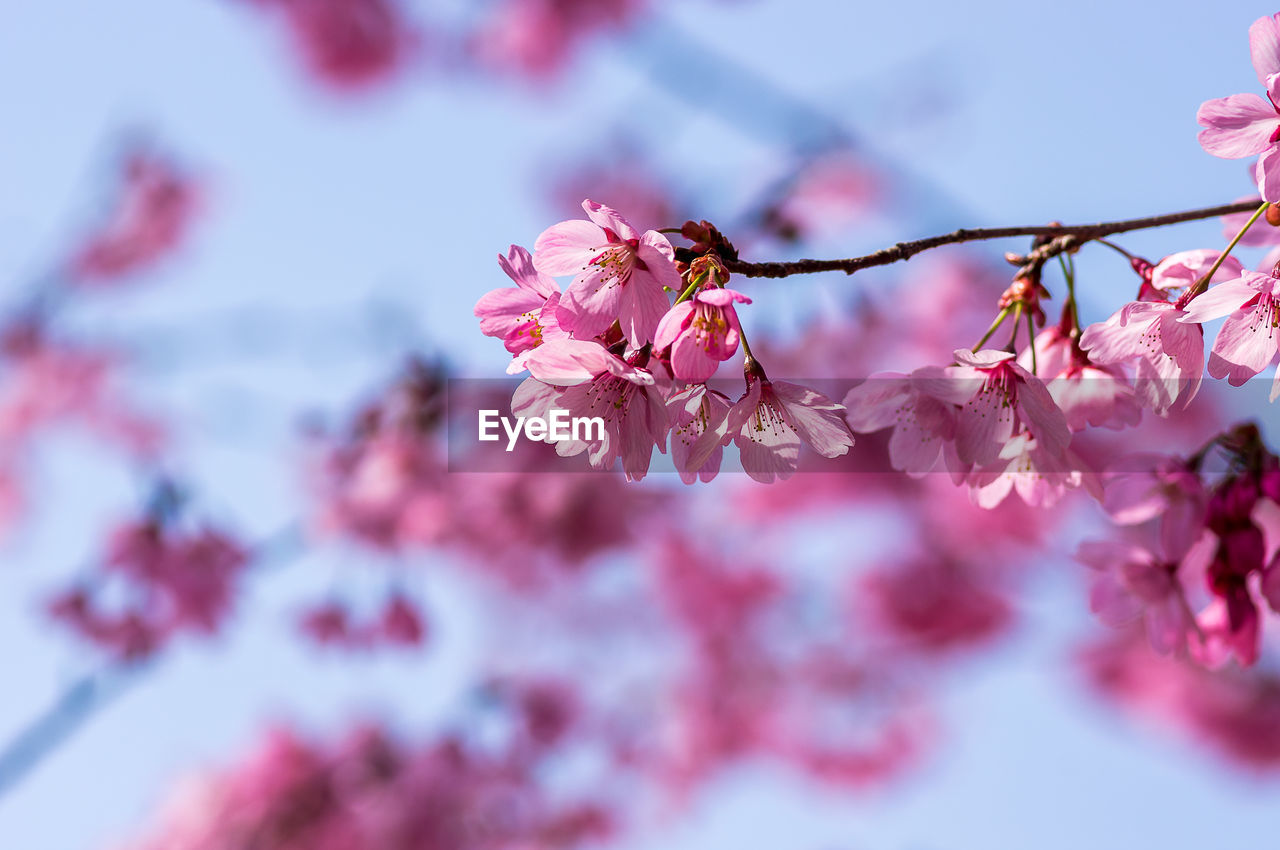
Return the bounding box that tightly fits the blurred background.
[2,0,1280,848]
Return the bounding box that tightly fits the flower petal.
[1251,13,1280,90]
[1197,94,1278,158]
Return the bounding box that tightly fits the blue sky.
[2,0,1280,847]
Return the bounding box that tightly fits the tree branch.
[717,199,1263,279]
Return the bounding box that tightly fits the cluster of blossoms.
[68,147,200,284]
[116,694,614,850]
[299,592,426,651]
[310,358,658,583]
[236,0,666,94]
[460,13,1280,681]
[476,201,856,482]
[48,488,249,661]
[1078,425,1280,669]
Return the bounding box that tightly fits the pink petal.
[1257,146,1280,203]
[559,271,625,341]
[1151,249,1243,291]
[532,220,606,276]
[635,235,684,291]
[771,380,855,458]
[498,244,558,297]
[653,302,694,351]
[842,374,911,432]
[670,333,718,382]
[1207,307,1279,384]
[1197,94,1278,158]
[1178,275,1263,324]
[618,266,673,347]
[581,199,639,242]
[952,348,1015,368]
[524,338,614,385]
[1251,14,1280,90]
[696,287,752,307]
[1011,368,1071,458]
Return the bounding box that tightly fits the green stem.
[1058,253,1081,336]
[1005,304,1022,353]
[673,275,702,305]
[972,307,1011,351]
[1184,201,1269,302]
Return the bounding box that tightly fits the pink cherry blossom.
[1076,536,1208,657]
[653,288,751,382]
[69,149,199,284]
[857,558,1012,655]
[247,0,415,91]
[938,348,1071,470]
[533,200,682,347]
[469,0,646,79]
[50,517,250,660]
[1150,249,1244,292]
[964,432,1096,509]
[1079,300,1205,414]
[1197,13,1280,200]
[694,366,854,483]
[842,371,956,476]
[1020,327,1142,432]
[1102,454,1207,558]
[666,383,733,483]
[1191,591,1261,669]
[475,244,568,373]
[1177,268,1280,398]
[517,339,668,480]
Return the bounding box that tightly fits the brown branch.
[717,199,1264,279]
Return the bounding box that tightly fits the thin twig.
[711,199,1263,279]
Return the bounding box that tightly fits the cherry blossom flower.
[1177,267,1280,398]
[693,364,854,483]
[533,200,682,347]
[1079,300,1205,414]
[1150,249,1244,292]
[69,149,199,284]
[857,558,1012,654]
[1101,454,1207,558]
[939,349,1071,470]
[475,244,568,373]
[1197,13,1280,200]
[469,0,646,78]
[965,432,1095,509]
[247,0,415,90]
[50,518,250,660]
[1020,327,1142,432]
[299,594,426,649]
[842,371,956,476]
[653,287,751,382]
[1075,535,1209,657]
[517,339,668,480]
[117,721,615,850]
[666,383,733,483]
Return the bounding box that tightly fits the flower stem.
[1025,307,1038,374]
[1183,201,1269,302]
[972,307,1011,351]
